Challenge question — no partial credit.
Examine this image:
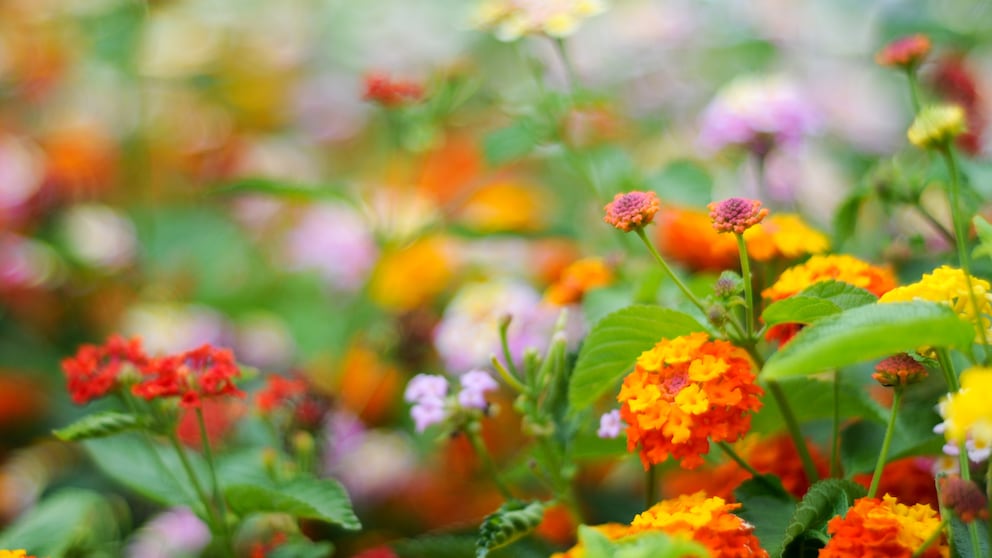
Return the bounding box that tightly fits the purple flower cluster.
[404,370,500,432]
[597,409,624,439]
[698,75,820,157]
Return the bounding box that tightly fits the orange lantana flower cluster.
[552,492,768,558]
[618,332,763,469]
[820,495,947,558]
[544,257,612,306]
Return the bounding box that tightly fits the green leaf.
[751,369,887,434]
[476,500,545,558]
[0,488,118,557]
[53,411,146,442]
[84,434,201,507]
[949,514,990,558]
[577,526,708,558]
[645,159,713,208]
[762,302,974,380]
[268,539,335,558]
[211,177,347,201]
[761,281,877,327]
[394,535,476,558]
[483,121,540,165]
[569,305,706,411]
[734,476,796,558]
[780,480,866,556]
[973,215,992,261]
[225,476,360,531]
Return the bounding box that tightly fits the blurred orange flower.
[544,257,612,306]
[742,214,830,262]
[655,206,739,272]
[369,236,455,312]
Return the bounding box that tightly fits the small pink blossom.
[597,409,623,439]
[457,370,499,410]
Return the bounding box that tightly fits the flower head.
[873,353,928,388]
[879,266,992,344]
[938,367,992,450]
[362,72,424,106]
[603,191,661,232]
[255,375,308,414]
[597,409,623,439]
[618,332,763,469]
[544,257,612,306]
[820,495,947,558]
[0,552,35,558]
[939,475,989,523]
[698,75,820,156]
[132,344,244,408]
[655,206,739,272]
[457,369,499,410]
[742,214,830,262]
[708,197,769,234]
[474,0,607,41]
[908,104,967,150]
[404,373,450,432]
[876,34,932,69]
[62,335,149,404]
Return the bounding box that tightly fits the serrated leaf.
[569,306,706,411]
[0,488,117,557]
[476,500,545,558]
[734,475,796,558]
[780,480,866,556]
[762,302,974,380]
[761,281,877,327]
[85,434,201,507]
[53,411,146,441]
[225,477,360,531]
[950,513,990,558]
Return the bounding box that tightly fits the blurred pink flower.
[282,202,378,293]
[125,507,210,558]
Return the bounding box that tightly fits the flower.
[907,104,967,150]
[603,191,661,232]
[457,369,499,410]
[819,495,947,558]
[938,367,992,450]
[124,507,210,558]
[255,375,308,414]
[62,335,149,404]
[132,344,244,408]
[876,34,932,69]
[931,54,986,156]
[762,254,898,344]
[697,75,820,156]
[852,457,941,510]
[873,353,928,388]
[0,552,34,558]
[474,0,607,41]
[655,206,739,272]
[369,235,454,312]
[552,492,768,558]
[283,202,378,293]
[404,373,450,432]
[938,475,989,523]
[741,214,830,262]
[617,332,763,469]
[879,266,992,344]
[362,72,424,106]
[544,257,613,305]
[708,197,769,234]
[597,409,623,439]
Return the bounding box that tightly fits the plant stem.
[868,388,903,498]
[196,408,234,556]
[905,68,923,114]
[645,464,657,509]
[551,37,579,93]
[167,432,219,529]
[830,370,841,478]
[735,233,756,340]
[466,425,514,500]
[635,228,707,315]
[939,145,990,363]
[766,379,819,484]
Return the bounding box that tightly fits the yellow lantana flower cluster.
[879,265,992,343]
[939,367,992,450]
[742,214,830,262]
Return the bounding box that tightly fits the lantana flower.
[741,214,830,262]
[552,492,767,558]
[404,370,501,433]
[907,104,967,150]
[819,495,947,558]
[0,551,35,558]
[544,257,612,306]
[61,335,149,404]
[474,0,607,41]
[708,197,768,234]
[603,190,661,232]
[876,34,931,69]
[617,332,763,469]
[132,344,244,408]
[879,266,992,344]
[936,366,992,462]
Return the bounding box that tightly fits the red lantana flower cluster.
[62,336,244,408]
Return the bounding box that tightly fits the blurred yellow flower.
[474,0,607,41]
[369,236,455,312]
[457,181,547,233]
[940,367,992,447]
[907,104,966,150]
[743,214,830,262]
[544,257,612,305]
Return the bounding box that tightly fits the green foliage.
[484,119,544,165]
[779,480,866,557]
[577,525,708,558]
[224,477,361,531]
[645,159,713,208]
[949,514,990,558]
[476,500,545,558]
[394,535,478,558]
[762,302,974,379]
[53,411,146,441]
[760,280,877,327]
[211,177,348,201]
[973,215,992,261]
[569,305,706,411]
[0,488,120,557]
[751,371,887,434]
[268,539,336,558]
[734,475,796,558]
[85,434,202,507]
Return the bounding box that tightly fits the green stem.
[466,425,514,500]
[911,518,948,558]
[831,370,841,478]
[906,68,923,114]
[196,408,234,557]
[735,233,756,339]
[551,37,579,93]
[635,228,708,315]
[766,379,820,484]
[940,145,989,363]
[987,459,992,543]
[166,432,217,526]
[497,317,524,383]
[645,465,657,509]
[868,388,903,498]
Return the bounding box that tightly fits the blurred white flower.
[121,303,228,356]
[59,204,137,271]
